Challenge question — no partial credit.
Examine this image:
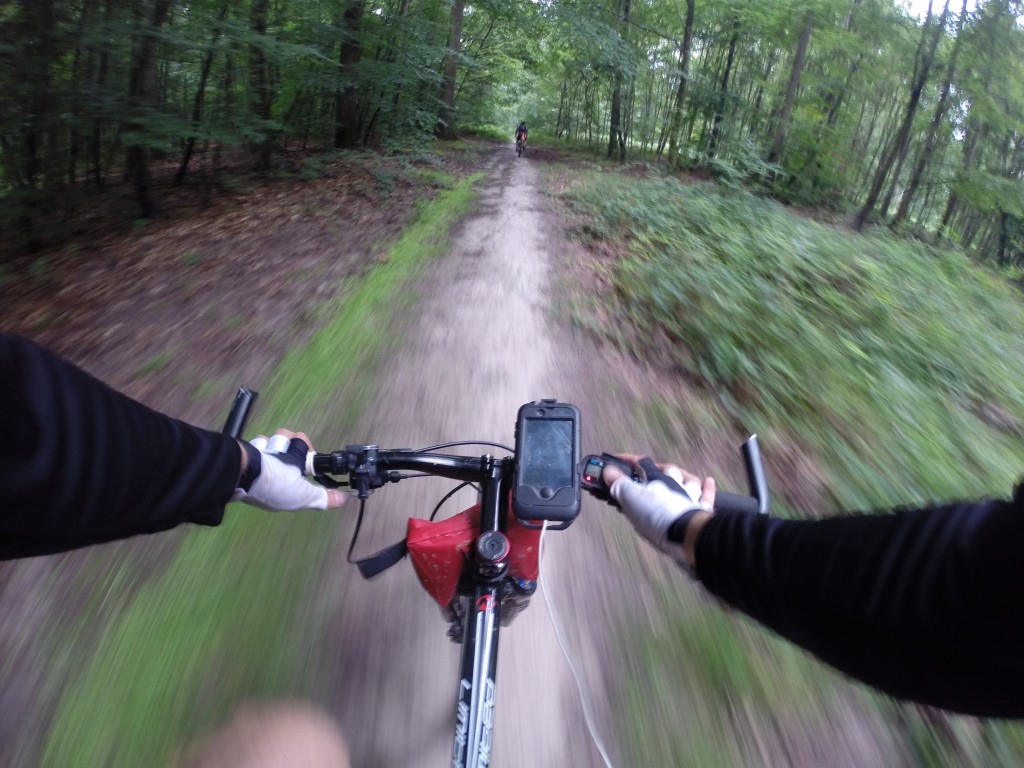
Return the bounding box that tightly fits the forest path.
[313,143,903,768]
[321,144,623,767]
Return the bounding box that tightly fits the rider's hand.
[232,429,345,511]
[604,455,715,569]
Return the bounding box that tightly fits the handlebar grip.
[713,490,760,515]
[741,434,771,515]
[222,386,258,439]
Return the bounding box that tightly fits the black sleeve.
[695,491,1024,718]
[0,334,241,558]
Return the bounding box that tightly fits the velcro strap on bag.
[356,539,409,579]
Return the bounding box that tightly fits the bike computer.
[512,400,581,529]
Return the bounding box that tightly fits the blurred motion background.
[4,0,1024,764]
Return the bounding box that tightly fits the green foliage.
[514,0,1024,265]
[563,170,1024,510]
[3,0,1023,262]
[134,353,170,379]
[952,168,1024,219]
[0,0,516,245]
[705,139,782,189]
[463,124,513,142]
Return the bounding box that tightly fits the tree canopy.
[2,0,1023,265]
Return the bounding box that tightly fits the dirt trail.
[0,141,907,767]
[322,146,620,766]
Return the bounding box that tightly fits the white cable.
[538,520,616,768]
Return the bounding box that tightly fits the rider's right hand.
[232,430,346,511]
[605,456,715,569]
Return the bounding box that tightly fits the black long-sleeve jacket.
[697,493,1024,718]
[0,333,239,557]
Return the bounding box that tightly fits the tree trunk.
[556,80,568,138]
[248,0,272,170]
[177,3,228,183]
[437,0,465,139]
[20,0,60,192]
[708,16,739,159]
[854,0,950,230]
[334,0,365,148]
[768,11,813,165]
[891,0,968,227]
[664,0,695,167]
[89,0,116,186]
[361,0,412,145]
[606,0,631,162]
[126,0,175,219]
[67,2,93,187]
[608,82,623,159]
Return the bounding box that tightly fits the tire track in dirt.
[322,146,618,767]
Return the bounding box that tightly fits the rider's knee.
[182,700,350,768]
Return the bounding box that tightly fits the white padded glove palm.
[610,457,706,566]
[231,433,329,511]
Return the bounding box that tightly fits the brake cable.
[429,482,478,521]
[416,440,514,454]
[346,499,369,565]
[338,441,503,565]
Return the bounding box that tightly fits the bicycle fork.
[452,584,501,768]
[451,459,511,768]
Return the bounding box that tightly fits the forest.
[5,2,1024,765]
[1,0,1022,265]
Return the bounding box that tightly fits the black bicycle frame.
[450,456,512,768]
[311,448,514,768]
[454,584,501,767]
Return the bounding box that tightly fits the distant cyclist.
[515,121,528,148]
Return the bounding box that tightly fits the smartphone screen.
[520,418,573,490]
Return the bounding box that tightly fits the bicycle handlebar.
[712,490,761,515]
[309,441,769,514]
[221,390,769,768]
[222,389,770,514]
[741,435,771,515]
[222,386,258,439]
[312,448,498,492]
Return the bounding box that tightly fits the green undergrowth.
[41,172,483,767]
[563,171,1024,511]
[558,169,1024,764]
[462,124,509,142]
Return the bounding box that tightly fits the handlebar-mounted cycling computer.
[512,400,582,530]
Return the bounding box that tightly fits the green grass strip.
[41,172,483,768]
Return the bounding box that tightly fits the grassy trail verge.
[41,172,483,768]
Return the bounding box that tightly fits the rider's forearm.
[693,492,1024,717]
[0,334,240,558]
